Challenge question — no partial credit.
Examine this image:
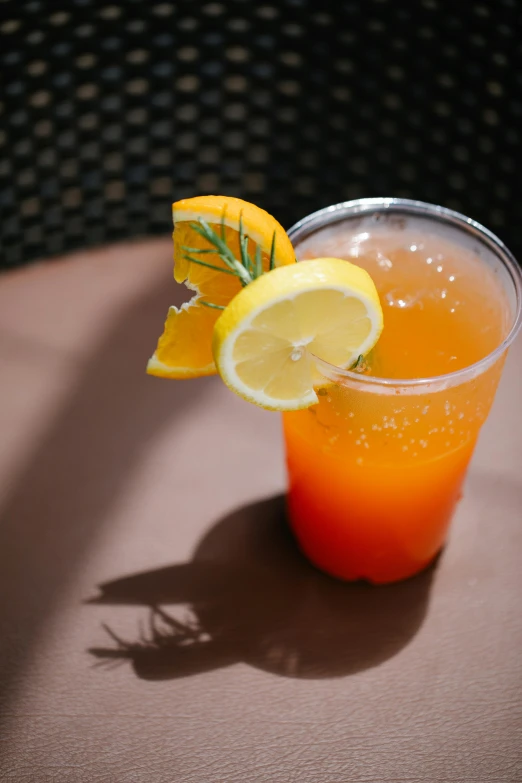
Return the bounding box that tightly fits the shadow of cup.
[90,495,437,680]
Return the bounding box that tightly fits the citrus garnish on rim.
[147,195,383,411]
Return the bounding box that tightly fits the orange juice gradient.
[283,202,520,583]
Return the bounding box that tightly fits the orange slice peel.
[147,195,296,379]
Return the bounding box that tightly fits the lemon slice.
[213,257,383,411]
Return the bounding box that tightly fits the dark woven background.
[0,0,520,269]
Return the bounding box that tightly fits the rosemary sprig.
[189,219,252,287]
[181,214,278,309]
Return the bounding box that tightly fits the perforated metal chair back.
[1,0,520,269]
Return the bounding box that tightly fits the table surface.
[0,239,521,783]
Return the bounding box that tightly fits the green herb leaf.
[238,214,252,276]
[351,354,366,372]
[181,245,220,255]
[200,300,226,310]
[240,234,253,278]
[255,245,262,278]
[269,231,276,271]
[183,254,240,277]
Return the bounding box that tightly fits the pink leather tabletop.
[0,239,521,782]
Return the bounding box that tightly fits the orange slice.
[147,196,296,378]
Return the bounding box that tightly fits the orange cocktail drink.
[283,199,522,584]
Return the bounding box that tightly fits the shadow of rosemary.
[88,495,437,680]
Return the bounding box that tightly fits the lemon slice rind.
[213,258,383,411]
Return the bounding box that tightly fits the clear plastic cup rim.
[287,198,522,392]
